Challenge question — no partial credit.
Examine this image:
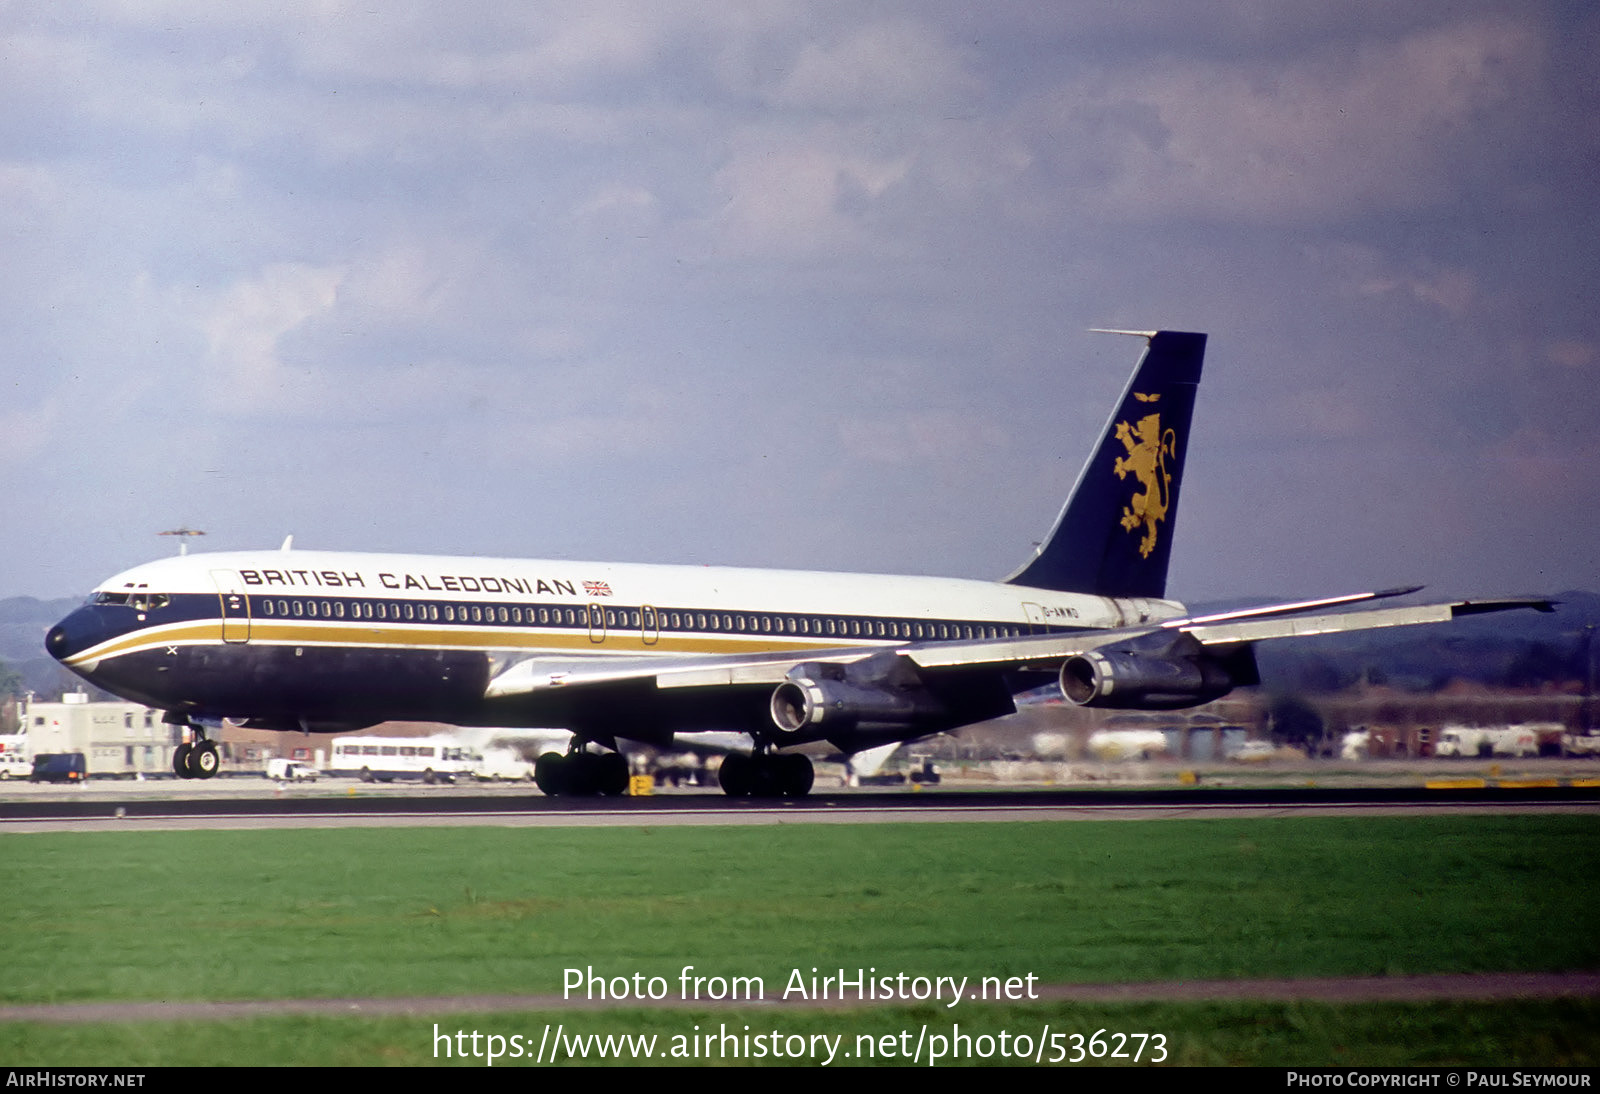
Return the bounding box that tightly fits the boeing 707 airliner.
[45,331,1548,796]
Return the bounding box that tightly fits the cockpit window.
[90,591,169,610]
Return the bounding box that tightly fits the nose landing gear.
[167,718,221,780]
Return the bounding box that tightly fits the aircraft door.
[640,605,660,646]
[210,570,252,644]
[1022,602,1048,634]
[587,602,607,644]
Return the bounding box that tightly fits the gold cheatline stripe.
[69,619,862,664]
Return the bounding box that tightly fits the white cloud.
[0,395,62,466]
[1306,243,1483,317]
[1545,340,1595,371]
[339,245,449,320]
[571,182,661,228]
[1035,17,1542,223]
[773,19,979,112]
[199,263,344,412]
[711,134,912,256]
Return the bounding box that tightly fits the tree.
[0,658,19,734]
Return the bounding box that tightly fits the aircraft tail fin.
[1005,330,1206,599]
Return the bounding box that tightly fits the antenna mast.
[158,528,207,556]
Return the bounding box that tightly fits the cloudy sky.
[4,1,1596,603]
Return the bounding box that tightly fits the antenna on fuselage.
[158,528,206,556]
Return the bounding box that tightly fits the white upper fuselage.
[92,549,1185,632]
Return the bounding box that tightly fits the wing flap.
[655,663,814,688]
[483,648,875,699]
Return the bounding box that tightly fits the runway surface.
[3,782,1597,831]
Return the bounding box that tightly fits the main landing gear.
[531,742,815,799]
[718,751,813,798]
[533,746,629,797]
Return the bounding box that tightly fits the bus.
[327,735,476,783]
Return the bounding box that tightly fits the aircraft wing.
[482,595,1553,700]
[1175,596,1555,646]
[906,594,1555,670]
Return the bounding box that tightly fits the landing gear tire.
[719,752,751,796]
[746,755,784,798]
[173,743,193,779]
[534,752,566,796]
[719,752,812,798]
[598,752,629,796]
[781,753,814,797]
[535,751,630,797]
[190,740,220,779]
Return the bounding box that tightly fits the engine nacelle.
[1060,643,1244,710]
[771,677,947,734]
[771,660,947,737]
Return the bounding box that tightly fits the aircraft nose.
[45,621,71,660]
[46,610,101,664]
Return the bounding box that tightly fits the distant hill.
[0,596,105,699]
[1251,590,1600,694]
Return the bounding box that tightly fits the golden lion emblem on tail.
[1113,396,1176,558]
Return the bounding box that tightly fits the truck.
[0,734,30,780]
[1434,726,1538,758]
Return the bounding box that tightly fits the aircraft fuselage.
[46,548,1183,743]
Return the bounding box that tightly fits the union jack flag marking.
[583,580,613,597]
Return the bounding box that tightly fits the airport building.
[19,691,179,778]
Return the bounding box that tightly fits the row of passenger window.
[253,596,1025,642]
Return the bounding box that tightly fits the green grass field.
[3,814,1597,1065]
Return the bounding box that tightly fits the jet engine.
[1059,632,1257,710]
[770,654,947,739]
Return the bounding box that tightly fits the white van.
[472,747,535,782]
[266,758,320,781]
